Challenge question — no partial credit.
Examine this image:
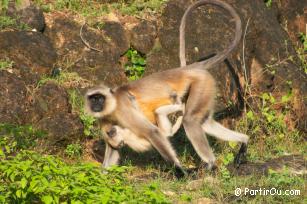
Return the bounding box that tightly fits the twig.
[242,17,251,95]
[79,23,104,53]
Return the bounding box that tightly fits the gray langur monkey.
[85,0,248,177]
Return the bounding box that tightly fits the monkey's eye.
[89,93,105,102]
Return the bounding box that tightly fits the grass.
[0,58,13,70]
[33,0,168,18]
[0,15,30,30]
[111,0,168,16]
[37,71,91,89]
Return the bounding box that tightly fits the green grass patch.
[111,0,168,16]
[0,15,30,30]
[33,0,167,17]
[0,58,13,70]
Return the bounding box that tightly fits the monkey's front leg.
[155,104,184,136]
[118,107,187,178]
[147,129,188,178]
[102,143,120,168]
[233,143,247,168]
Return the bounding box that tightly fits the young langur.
[103,101,185,151]
[103,90,184,149]
[85,0,248,177]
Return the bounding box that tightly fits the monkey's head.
[103,126,125,150]
[85,85,117,118]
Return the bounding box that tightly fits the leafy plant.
[0,151,169,203]
[235,90,305,161]
[0,58,13,70]
[65,143,83,158]
[124,48,146,80]
[0,124,45,157]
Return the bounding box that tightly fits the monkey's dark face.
[88,93,105,112]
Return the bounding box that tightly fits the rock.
[0,31,57,75]
[7,4,45,32]
[0,71,29,124]
[228,155,306,176]
[35,113,83,147]
[29,82,71,123]
[130,20,157,54]
[273,0,305,45]
[44,13,129,86]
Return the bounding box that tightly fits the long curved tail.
[179,0,242,69]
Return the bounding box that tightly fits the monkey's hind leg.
[201,118,248,168]
[183,80,217,170]
[202,118,249,144]
[183,117,216,170]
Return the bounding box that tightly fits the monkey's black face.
[88,93,105,112]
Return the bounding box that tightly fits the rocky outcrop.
[44,13,129,86]
[0,31,57,75]
[0,71,29,124]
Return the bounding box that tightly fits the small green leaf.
[246,110,254,120]
[16,189,22,198]
[41,195,53,204]
[20,177,27,189]
[228,141,237,149]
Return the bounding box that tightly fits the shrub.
[0,151,169,203]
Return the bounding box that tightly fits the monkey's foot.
[174,166,188,179]
[234,143,247,168]
[201,162,217,171]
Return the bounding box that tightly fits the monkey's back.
[121,68,213,123]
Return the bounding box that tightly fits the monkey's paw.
[234,143,247,168]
